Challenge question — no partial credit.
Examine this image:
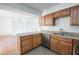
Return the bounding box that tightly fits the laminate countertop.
[17,31,79,40]
[17,31,41,36]
[51,32,79,40]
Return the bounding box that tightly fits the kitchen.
[0,3,79,55]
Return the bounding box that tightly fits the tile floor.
[25,46,59,55]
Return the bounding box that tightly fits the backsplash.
[41,16,79,33]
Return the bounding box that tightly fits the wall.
[0,9,40,54]
[12,17,40,34]
[0,9,40,35]
[0,17,12,35]
[41,16,79,33]
[41,4,79,33]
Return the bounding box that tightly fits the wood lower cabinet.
[50,34,73,55]
[50,34,59,52]
[58,41,72,55]
[20,33,41,54]
[33,33,41,48]
[58,38,73,55]
[20,35,33,54]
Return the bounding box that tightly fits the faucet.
[59,28,64,35]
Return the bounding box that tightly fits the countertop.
[17,31,79,40]
[17,31,41,36]
[51,32,79,40]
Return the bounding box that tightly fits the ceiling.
[0,3,60,15]
[22,3,59,12]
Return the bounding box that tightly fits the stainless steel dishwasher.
[42,31,51,48]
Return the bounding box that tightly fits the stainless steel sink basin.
[54,32,65,36]
[54,32,79,37]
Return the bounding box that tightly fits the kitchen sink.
[54,32,79,37]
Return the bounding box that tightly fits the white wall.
[0,9,40,35]
[0,17,13,35]
[12,17,40,34]
[41,4,79,33]
[41,16,79,33]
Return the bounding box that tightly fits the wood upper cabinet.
[39,14,55,26]
[53,8,70,18]
[70,6,79,26]
[60,8,70,17]
[39,16,45,26]
[78,6,79,25]
[39,5,79,26]
[33,33,41,48]
[45,13,55,26]
[53,11,60,18]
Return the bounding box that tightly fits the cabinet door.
[70,6,78,26]
[50,39,59,52]
[39,16,45,26]
[33,37,37,48]
[77,6,79,25]
[61,8,70,17]
[33,37,41,48]
[53,12,60,18]
[45,14,55,26]
[33,34,41,48]
[36,37,41,46]
[50,35,59,52]
[58,41,72,55]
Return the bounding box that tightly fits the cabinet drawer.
[20,35,32,41]
[59,41,72,46]
[59,37,72,43]
[51,35,59,40]
[21,44,32,54]
[33,34,41,37]
[21,39,32,47]
[36,37,41,44]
